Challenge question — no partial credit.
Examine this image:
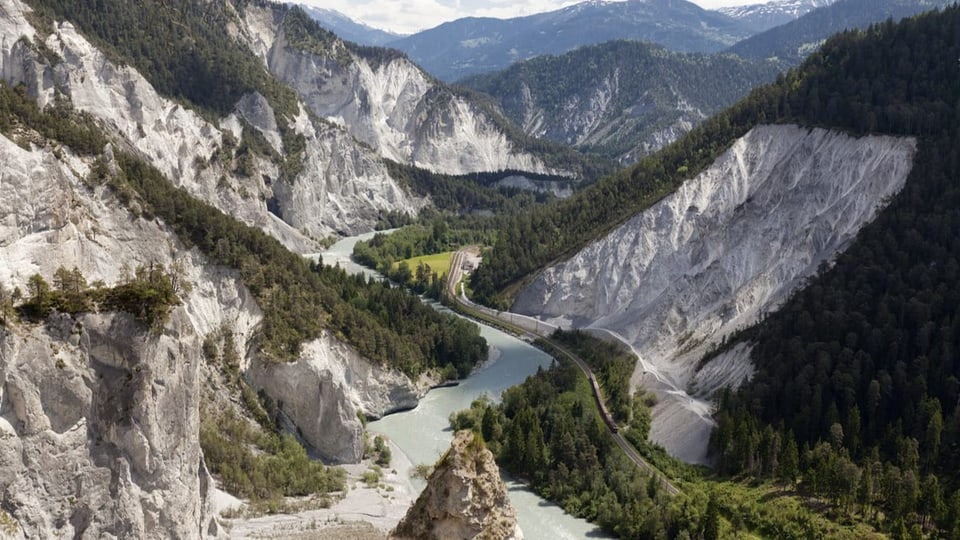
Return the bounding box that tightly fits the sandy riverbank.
[219,438,418,539]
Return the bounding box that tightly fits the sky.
[300,0,756,35]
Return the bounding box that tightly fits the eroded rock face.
[241,5,558,177]
[0,0,424,250]
[247,331,421,464]
[514,124,916,464]
[0,97,258,538]
[0,310,216,539]
[392,430,522,540]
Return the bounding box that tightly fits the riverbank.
[220,438,416,538]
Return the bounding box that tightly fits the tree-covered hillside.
[461,40,781,162]
[709,7,960,532]
[471,6,960,536]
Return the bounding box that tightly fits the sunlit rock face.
[515,124,916,464]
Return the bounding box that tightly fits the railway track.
[445,248,680,496]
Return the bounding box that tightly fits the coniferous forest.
[709,7,960,535]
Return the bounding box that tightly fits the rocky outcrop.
[247,331,421,464]
[0,310,216,539]
[514,124,916,464]
[392,430,521,540]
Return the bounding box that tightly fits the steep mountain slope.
[718,0,835,32]
[0,0,499,534]
[727,0,951,63]
[16,0,422,246]
[239,6,588,179]
[502,7,960,498]
[708,6,960,500]
[513,125,916,463]
[462,40,780,163]
[386,0,754,82]
[299,4,402,46]
[0,121,253,538]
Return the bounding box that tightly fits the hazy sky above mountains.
[301,0,752,35]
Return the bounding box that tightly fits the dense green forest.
[452,359,879,539]
[452,361,681,538]
[547,330,638,424]
[707,7,960,536]
[461,39,780,159]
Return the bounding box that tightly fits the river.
[317,233,609,540]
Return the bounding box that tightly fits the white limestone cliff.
[248,331,422,464]
[0,0,423,250]
[514,124,916,464]
[240,5,558,177]
[0,76,421,540]
[0,310,217,539]
[0,132,259,538]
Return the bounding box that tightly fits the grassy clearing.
[393,251,455,278]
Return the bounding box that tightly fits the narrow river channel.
[317,233,610,540]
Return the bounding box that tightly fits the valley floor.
[219,439,415,539]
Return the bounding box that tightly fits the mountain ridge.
[385,0,754,81]
[299,4,402,46]
[718,0,836,32]
[727,0,953,62]
[460,39,781,163]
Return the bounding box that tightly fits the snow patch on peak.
[514,124,916,464]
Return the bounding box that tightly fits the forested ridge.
[708,6,960,536]
[460,39,780,160]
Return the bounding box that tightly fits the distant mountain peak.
[718,0,837,32]
[297,4,404,45]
